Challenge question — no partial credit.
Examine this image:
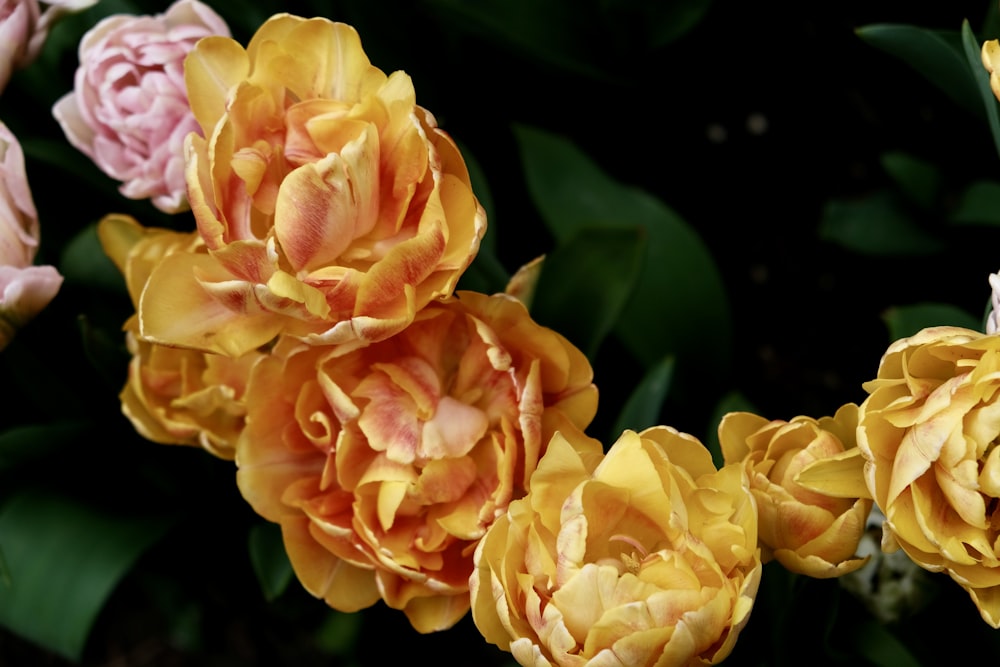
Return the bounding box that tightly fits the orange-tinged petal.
[140,251,283,356]
[235,292,595,633]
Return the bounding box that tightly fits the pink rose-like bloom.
[0,121,62,350]
[0,0,97,94]
[52,0,229,213]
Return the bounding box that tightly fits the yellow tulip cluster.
[101,10,1000,667]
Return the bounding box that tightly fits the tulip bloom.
[135,14,486,357]
[0,121,61,349]
[720,404,872,578]
[52,0,229,213]
[471,426,761,666]
[98,214,260,458]
[236,291,597,632]
[0,0,97,94]
[858,326,1000,627]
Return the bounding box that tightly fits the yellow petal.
[795,447,872,499]
[718,412,771,465]
[139,251,283,356]
[184,35,250,136]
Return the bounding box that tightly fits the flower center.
[609,533,649,575]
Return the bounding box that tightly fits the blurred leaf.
[60,224,127,293]
[459,141,496,252]
[531,227,646,359]
[0,490,173,661]
[880,152,941,210]
[421,0,611,79]
[950,180,1000,225]
[883,302,981,340]
[819,192,943,256]
[138,572,203,653]
[961,20,1000,161]
[248,522,294,602]
[0,334,86,421]
[855,24,981,118]
[77,314,130,389]
[704,390,757,468]
[0,421,90,472]
[455,142,508,295]
[600,0,713,48]
[610,356,674,438]
[315,609,363,657]
[515,124,732,371]
[848,618,923,667]
[987,2,1000,40]
[18,139,119,198]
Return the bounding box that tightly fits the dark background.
[4,0,1000,664]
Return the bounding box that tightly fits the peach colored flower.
[471,426,761,667]
[98,214,261,459]
[858,326,1000,627]
[719,404,872,578]
[0,0,97,94]
[135,14,485,357]
[236,291,597,633]
[0,120,61,349]
[52,0,229,213]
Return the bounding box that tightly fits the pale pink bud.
[0,121,62,350]
[0,1,40,94]
[52,0,229,213]
[988,272,1000,335]
[0,0,98,94]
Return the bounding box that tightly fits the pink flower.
[0,121,62,349]
[0,0,97,94]
[51,0,229,213]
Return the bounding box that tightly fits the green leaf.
[515,124,731,371]
[610,356,674,438]
[848,618,923,667]
[248,522,294,602]
[531,227,646,359]
[961,20,1000,161]
[315,610,363,657]
[856,24,982,118]
[421,0,611,79]
[880,152,941,210]
[0,490,173,661]
[950,180,1000,226]
[455,142,508,294]
[987,2,1000,41]
[819,192,943,256]
[59,224,127,294]
[0,421,90,472]
[600,0,714,49]
[459,142,496,254]
[0,338,86,421]
[883,302,981,340]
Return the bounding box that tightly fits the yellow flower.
[857,326,1000,627]
[983,40,1000,103]
[236,291,597,633]
[719,404,872,578]
[99,214,262,458]
[471,426,761,666]
[134,14,485,357]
